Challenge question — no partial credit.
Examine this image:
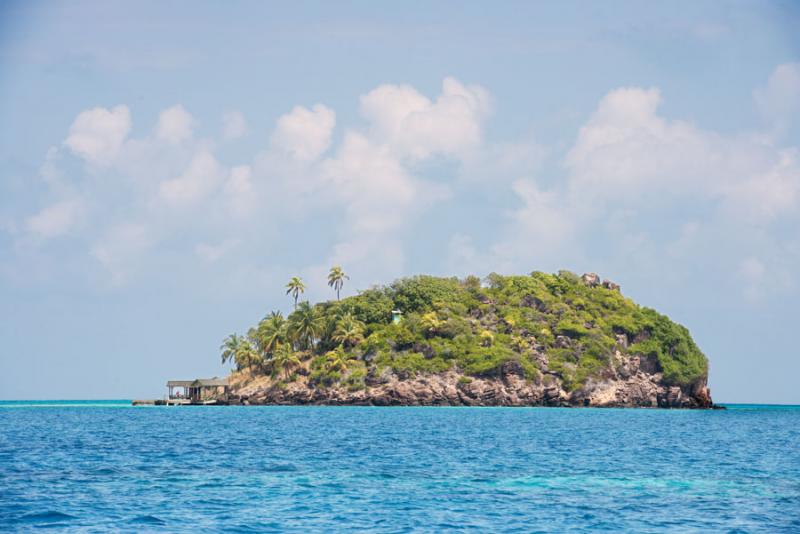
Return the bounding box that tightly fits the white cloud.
[722,149,800,224]
[360,77,491,159]
[565,87,717,204]
[40,147,63,187]
[156,105,194,144]
[26,198,83,238]
[224,165,255,217]
[323,132,421,234]
[222,111,247,140]
[487,179,578,271]
[225,165,252,195]
[158,151,224,206]
[271,104,335,161]
[454,77,799,298]
[64,105,131,165]
[754,63,800,132]
[17,71,800,305]
[303,79,489,283]
[563,85,795,220]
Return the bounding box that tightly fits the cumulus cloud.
[360,77,491,159]
[64,105,131,165]
[315,127,451,282]
[298,78,488,284]
[156,105,194,144]
[26,198,83,238]
[158,151,224,206]
[564,87,717,203]
[481,178,579,272]
[455,79,800,298]
[323,132,421,233]
[222,111,247,140]
[224,165,255,217]
[562,85,797,220]
[16,71,800,303]
[722,149,800,225]
[271,104,335,161]
[754,63,800,132]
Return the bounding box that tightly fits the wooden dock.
[131,398,224,406]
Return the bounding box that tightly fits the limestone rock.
[602,279,621,291]
[231,353,713,409]
[581,273,601,286]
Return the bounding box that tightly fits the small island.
[189,269,715,409]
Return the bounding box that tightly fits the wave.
[128,514,167,525]
[16,510,77,524]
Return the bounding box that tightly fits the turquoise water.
[1,403,799,532]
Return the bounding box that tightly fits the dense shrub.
[244,271,708,391]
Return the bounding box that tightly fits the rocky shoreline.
[227,356,715,408]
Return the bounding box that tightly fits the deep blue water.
[1,403,799,532]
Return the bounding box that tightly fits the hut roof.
[167,377,229,388]
[166,380,194,387]
[192,377,229,387]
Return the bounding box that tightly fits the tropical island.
[206,266,713,408]
[210,269,714,408]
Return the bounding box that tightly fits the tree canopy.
[221,271,709,392]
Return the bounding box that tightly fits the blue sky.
[1,1,799,402]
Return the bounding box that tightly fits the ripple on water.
[128,514,167,526]
[16,510,78,525]
[263,462,299,472]
[1,404,799,532]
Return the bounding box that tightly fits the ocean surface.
[1,403,799,532]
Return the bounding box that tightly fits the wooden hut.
[167,377,230,403]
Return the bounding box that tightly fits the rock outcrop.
[228,357,714,408]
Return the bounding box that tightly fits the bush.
[237,270,708,395]
[629,309,708,387]
[386,352,451,376]
[340,288,394,325]
[556,319,589,338]
[461,345,515,377]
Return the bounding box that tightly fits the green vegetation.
[327,266,349,301]
[285,276,306,309]
[222,270,708,391]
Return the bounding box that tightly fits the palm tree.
[327,266,349,301]
[272,343,301,381]
[255,311,287,356]
[288,301,322,350]
[332,313,365,348]
[324,347,349,373]
[285,276,306,309]
[234,338,261,371]
[220,333,244,367]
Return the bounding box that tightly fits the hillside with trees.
[221,269,713,408]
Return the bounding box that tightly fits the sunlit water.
[1,402,799,532]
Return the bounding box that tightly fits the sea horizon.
[2,399,799,407]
